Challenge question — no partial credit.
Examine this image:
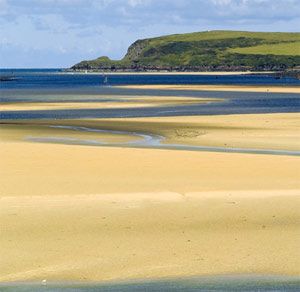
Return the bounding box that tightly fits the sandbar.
[0,96,218,112]
[117,84,300,93]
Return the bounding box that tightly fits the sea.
[0,69,299,120]
[1,68,300,89]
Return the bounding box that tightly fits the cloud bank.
[0,0,299,67]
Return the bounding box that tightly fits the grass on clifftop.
[229,41,300,56]
[148,30,300,46]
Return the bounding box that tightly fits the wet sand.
[94,113,300,151]
[2,275,300,291]
[2,113,299,152]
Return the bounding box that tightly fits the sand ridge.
[0,96,219,112]
[117,84,300,93]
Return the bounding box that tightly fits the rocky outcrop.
[124,39,149,61]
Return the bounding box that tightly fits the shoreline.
[2,274,300,290]
[2,113,298,152]
[62,70,275,76]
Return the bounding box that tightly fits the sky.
[0,0,299,68]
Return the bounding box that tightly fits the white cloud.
[212,0,232,5]
[0,0,8,15]
[1,0,299,67]
[127,0,144,7]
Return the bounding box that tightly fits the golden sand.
[0,140,300,282]
[1,112,300,282]
[118,84,300,93]
[0,101,155,111]
[0,96,218,112]
[2,113,298,151]
[1,189,299,282]
[92,113,300,151]
[1,141,299,197]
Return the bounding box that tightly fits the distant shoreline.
[63,70,275,76]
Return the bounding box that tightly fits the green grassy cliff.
[71,30,300,71]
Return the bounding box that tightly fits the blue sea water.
[0,69,299,120]
[0,68,300,89]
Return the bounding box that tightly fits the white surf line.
[26,125,300,156]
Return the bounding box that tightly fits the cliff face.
[124,39,149,61]
[71,30,300,71]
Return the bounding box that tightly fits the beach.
[1,70,300,286]
[1,111,300,283]
[1,2,300,288]
[1,142,300,282]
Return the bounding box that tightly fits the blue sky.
[0,0,299,68]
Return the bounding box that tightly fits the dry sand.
[0,140,300,282]
[0,101,155,111]
[118,84,300,93]
[0,96,218,112]
[1,141,299,197]
[1,189,299,282]
[1,112,300,283]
